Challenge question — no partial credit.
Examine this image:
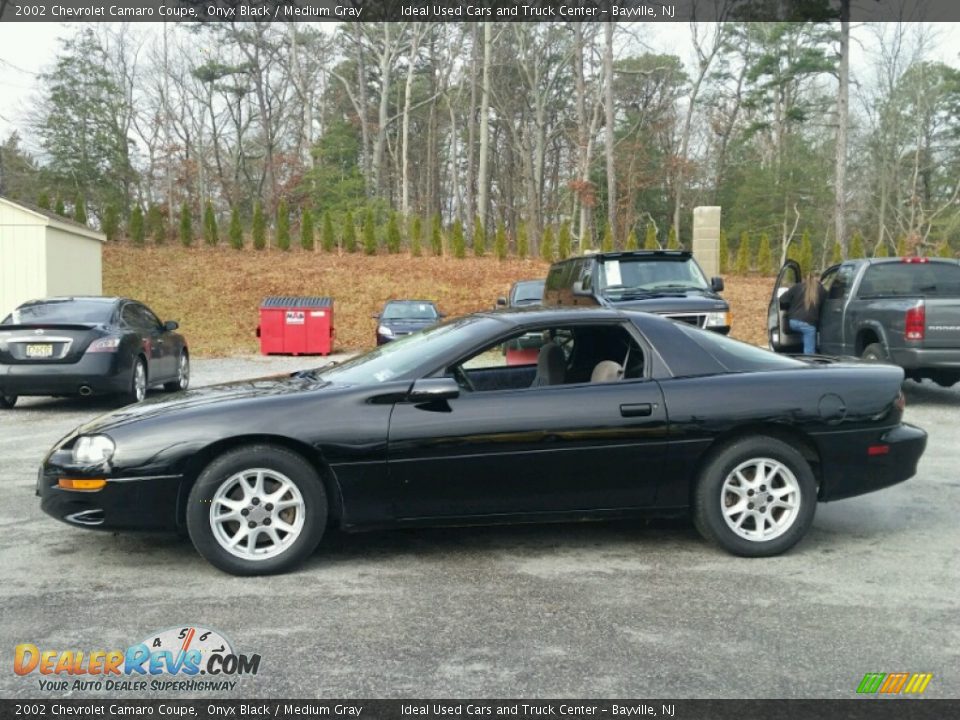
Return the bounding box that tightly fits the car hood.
[605,291,726,312]
[380,318,436,331]
[77,372,332,434]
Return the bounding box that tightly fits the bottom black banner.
[1,700,958,720]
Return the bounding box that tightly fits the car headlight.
[72,435,116,465]
[705,311,731,328]
[378,325,394,337]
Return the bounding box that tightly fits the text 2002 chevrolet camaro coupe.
[38,307,926,575]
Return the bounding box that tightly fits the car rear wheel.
[125,357,147,404]
[186,445,327,575]
[693,436,817,557]
[861,343,889,363]
[164,351,190,392]
[0,395,17,409]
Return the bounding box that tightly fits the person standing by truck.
[779,272,827,354]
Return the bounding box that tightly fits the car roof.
[384,299,437,305]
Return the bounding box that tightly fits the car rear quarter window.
[673,323,805,373]
[858,261,960,298]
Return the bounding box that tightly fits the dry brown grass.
[103,245,775,356]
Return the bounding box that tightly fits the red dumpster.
[258,296,334,355]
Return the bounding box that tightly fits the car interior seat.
[590,360,623,383]
[531,342,566,386]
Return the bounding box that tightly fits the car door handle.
[620,403,653,417]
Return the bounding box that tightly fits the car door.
[768,260,802,352]
[387,322,669,519]
[818,263,857,355]
[122,303,173,381]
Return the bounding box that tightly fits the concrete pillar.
[692,206,722,278]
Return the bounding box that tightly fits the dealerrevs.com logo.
[14,626,261,692]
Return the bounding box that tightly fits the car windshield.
[598,258,709,295]
[382,302,438,320]
[674,323,805,372]
[4,300,114,325]
[512,280,544,303]
[313,316,497,385]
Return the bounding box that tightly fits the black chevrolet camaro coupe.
[1,297,189,408]
[38,307,926,575]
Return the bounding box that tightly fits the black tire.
[123,356,150,405]
[164,351,190,392]
[693,436,817,557]
[861,343,889,363]
[186,445,327,575]
[0,395,17,409]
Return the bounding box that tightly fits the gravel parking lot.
[1,355,958,699]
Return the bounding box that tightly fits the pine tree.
[430,213,443,255]
[667,226,679,249]
[37,192,51,210]
[494,221,507,260]
[147,205,165,244]
[343,211,357,253]
[73,195,87,225]
[895,235,907,257]
[387,212,402,254]
[252,202,266,250]
[558,221,572,259]
[718,229,729,272]
[735,231,751,274]
[625,229,639,251]
[203,200,218,246]
[643,223,657,250]
[127,205,144,245]
[54,197,65,216]
[451,219,466,258]
[276,199,290,251]
[410,215,423,257]
[102,203,121,243]
[850,230,865,259]
[179,202,193,246]
[229,207,243,249]
[516,221,529,258]
[799,230,814,274]
[541,225,555,262]
[321,211,335,252]
[831,242,842,264]
[756,233,773,274]
[874,240,888,258]
[300,207,315,251]
[601,224,613,251]
[938,240,953,258]
[472,216,486,257]
[362,208,377,255]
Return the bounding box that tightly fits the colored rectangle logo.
[857,672,932,695]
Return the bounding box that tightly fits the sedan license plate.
[26,343,54,358]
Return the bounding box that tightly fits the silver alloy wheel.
[721,457,801,542]
[134,361,147,402]
[178,353,190,390]
[209,468,306,561]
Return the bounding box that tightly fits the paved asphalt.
[1,356,958,700]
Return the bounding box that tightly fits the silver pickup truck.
[769,257,960,387]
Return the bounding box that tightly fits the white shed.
[0,196,106,317]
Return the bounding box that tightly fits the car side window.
[827,265,855,300]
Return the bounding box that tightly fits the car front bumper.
[0,353,129,397]
[817,423,928,502]
[889,347,960,371]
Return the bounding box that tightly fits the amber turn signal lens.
[58,478,107,491]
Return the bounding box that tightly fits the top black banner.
[0,0,957,23]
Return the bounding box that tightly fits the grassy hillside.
[103,245,772,356]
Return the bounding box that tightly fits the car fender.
[854,319,893,355]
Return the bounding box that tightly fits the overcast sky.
[1,21,959,146]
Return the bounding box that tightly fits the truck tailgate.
[924,298,960,348]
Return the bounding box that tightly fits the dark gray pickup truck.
[769,257,960,387]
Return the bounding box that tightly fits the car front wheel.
[0,395,17,409]
[164,351,190,392]
[186,445,327,575]
[693,436,817,557]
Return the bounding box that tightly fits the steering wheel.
[452,365,475,392]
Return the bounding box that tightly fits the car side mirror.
[438,313,447,319]
[163,320,179,332]
[572,281,590,297]
[370,314,379,320]
[408,378,460,403]
[711,277,725,292]
[496,297,507,306]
